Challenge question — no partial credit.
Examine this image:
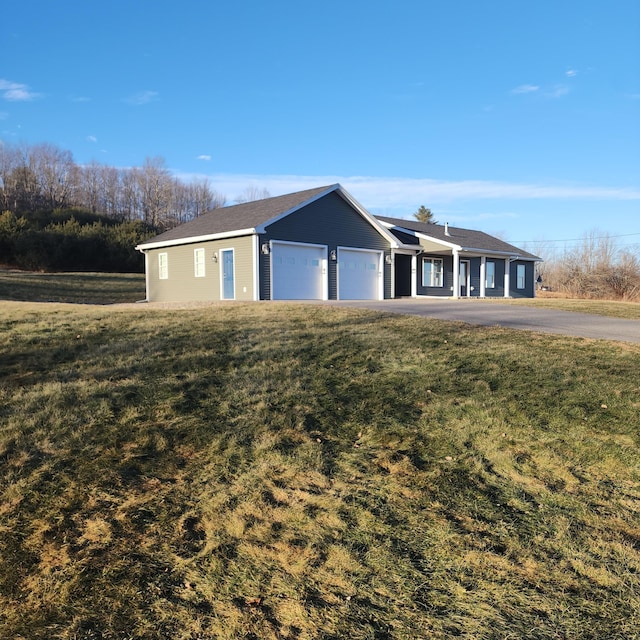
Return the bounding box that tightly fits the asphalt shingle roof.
[138,184,540,262]
[376,216,541,260]
[139,184,335,246]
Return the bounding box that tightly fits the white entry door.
[271,242,326,300]
[338,248,382,300]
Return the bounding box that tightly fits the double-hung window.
[486,261,495,289]
[194,248,205,278]
[422,258,443,287]
[517,264,526,289]
[158,252,168,280]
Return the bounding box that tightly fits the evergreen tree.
[413,205,437,223]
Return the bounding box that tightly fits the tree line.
[0,142,226,227]
[0,141,230,272]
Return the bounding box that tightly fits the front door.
[460,260,470,297]
[221,249,235,300]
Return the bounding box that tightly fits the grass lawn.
[1,300,639,639]
[2,269,638,320]
[0,269,146,304]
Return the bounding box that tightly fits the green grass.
[1,301,639,639]
[0,269,145,304]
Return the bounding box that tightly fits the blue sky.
[2,0,639,254]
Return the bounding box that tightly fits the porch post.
[504,258,510,298]
[479,256,486,298]
[411,254,417,297]
[452,249,460,299]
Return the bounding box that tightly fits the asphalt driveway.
[333,299,640,344]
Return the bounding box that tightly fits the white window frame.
[422,257,443,287]
[486,261,496,289]
[158,252,168,280]
[517,264,526,289]
[194,248,205,278]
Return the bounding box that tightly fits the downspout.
[411,253,418,297]
[504,256,518,298]
[136,247,150,303]
[504,258,510,298]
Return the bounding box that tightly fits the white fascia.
[377,221,461,252]
[135,228,256,251]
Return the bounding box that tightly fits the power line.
[508,232,640,244]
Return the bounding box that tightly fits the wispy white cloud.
[565,69,578,77]
[86,135,98,143]
[511,81,569,99]
[71,96,91,103]
[173,173,640,216]
[0,78,41,101]
[123,90,159,106]
[197,154,212,161]
[546,84,570,98]
[511,84,539,94]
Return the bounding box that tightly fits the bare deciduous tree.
[235,185,271,204]
[538,230,640,301]
[0,140,238,229]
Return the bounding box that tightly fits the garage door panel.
[338,248,381,300]
[272,243,325,300]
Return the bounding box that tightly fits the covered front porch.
[391,249,529,299]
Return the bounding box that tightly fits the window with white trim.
[486,261,496,288]
[422,258,443,287]
[517,264,526,289]
[158,252,168,280]
[194,248,205,278]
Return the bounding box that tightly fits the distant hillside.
[1,303,639,639]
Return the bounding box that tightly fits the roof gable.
[137,184,401,250]
[376,216,541,260]
[137,185,335,249]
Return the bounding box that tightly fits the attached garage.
[137,185,412,303]
[271,241,327,300]
[338,247,383,300]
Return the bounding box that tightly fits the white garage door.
[338,248,382,300]
[271,242,326,300]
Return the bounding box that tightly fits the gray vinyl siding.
[510,260,535,298]
[484,259,506,298]
[145,235,255,302]
[259,191,392,300]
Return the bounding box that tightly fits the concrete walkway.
[332,298,640,344]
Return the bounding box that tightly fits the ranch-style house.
[135,184,541,303]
